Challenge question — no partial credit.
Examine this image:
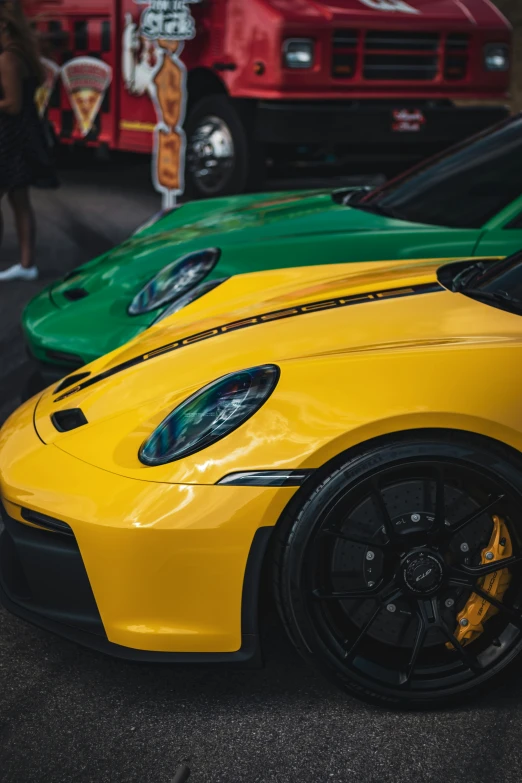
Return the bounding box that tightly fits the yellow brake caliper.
[447,515,513,648]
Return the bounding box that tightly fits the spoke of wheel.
[313,582,403,604]
[344,603,383,663]
[447,493,505,537]
[451,555,522,583]
[312,586,381,601]
[440,621,481,674]
[371,478,397,544]
[402,613,428,686]
[319,527,381,549]
[423,477,433,515]
[434,465,446,535]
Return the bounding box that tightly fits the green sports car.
[24,114,522,387]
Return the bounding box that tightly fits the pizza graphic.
[35,57,61,118]
[61,57,113,137]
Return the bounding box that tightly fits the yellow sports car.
[2,252,522,709]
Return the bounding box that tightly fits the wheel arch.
[267,421,522,707]
[251,419,522,652]
[268,416,522,558]
[302,412,522,478]
[187,67,228,111]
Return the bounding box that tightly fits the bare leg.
[8,187,36,269]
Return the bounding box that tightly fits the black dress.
[0,51,56,191]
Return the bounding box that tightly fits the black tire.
[185,95,263,199]
[274,431,522,709]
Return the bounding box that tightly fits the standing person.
[0,0,55,281]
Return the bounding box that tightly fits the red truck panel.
[28,0,512,155]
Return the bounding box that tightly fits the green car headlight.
[128,248,221,315]
[152,277,229,324]
[139,365,280,465]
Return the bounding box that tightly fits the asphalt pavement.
[2,155,522,783]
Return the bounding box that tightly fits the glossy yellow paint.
[0,398,296,651]
[33,255,522,483]
[3,254,522,655]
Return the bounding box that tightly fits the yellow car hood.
[28,256,521,484]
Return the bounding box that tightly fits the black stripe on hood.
[54,281,443,403]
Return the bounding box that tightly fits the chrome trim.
[217,470,314,487]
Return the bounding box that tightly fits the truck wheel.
[185,95,260,199]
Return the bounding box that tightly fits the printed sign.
[61,57,113,137]
[392,108,426,132]
[123,1,201,208]
[140,0,198,40]
[35,57,61,118]
[358,0,420,14]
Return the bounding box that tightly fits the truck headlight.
[128,248,220,315]
[484,44,509,72]
[283,39,314,69]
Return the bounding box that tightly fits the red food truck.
[29,0,512,199]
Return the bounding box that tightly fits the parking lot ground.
[2,155,522,783]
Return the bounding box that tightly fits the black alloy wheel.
[274,433,522,709]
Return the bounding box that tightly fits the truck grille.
[332,30,469,82]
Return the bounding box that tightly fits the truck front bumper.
[255,100,510,150]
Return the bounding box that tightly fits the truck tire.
[185,95,261,199]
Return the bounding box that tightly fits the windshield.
[467,250,522,300]
[357,115,522,230]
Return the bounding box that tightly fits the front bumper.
[0,399,297,659]
[255,100,510,149]
[22,287,149,373]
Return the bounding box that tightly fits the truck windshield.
[356,115,522,229]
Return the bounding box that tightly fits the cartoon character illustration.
[123,13,161,97]
[122,1,200,207]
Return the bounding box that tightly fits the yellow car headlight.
[139,365,280,465]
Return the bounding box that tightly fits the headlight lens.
[139,365,280,465]
[152,277,229,324]
[484,43,510,72]
[283,38,314,69]
[128,248,220,315]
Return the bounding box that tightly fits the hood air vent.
[51,408,88,433]
[54,372,91,394]
[63,287,89,301]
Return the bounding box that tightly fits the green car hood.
[48,189,436,306]
[25,188,480,367]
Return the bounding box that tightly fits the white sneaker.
[0,263,39,281]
